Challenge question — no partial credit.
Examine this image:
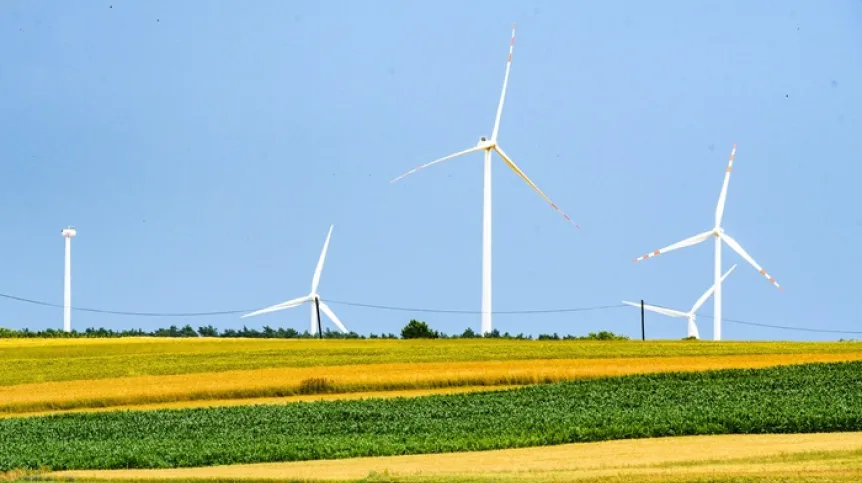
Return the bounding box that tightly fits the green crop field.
[3,338,861,386]
[3,360,861,471]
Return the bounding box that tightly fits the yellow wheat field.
[4,351,862,416]
[50,432,862,482]
[9,385,520,418]
[5,338,862,387]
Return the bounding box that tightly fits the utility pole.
[640,299,645,341]
[315,298,323,339]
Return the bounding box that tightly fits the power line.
[0,290,859,336]
[627,302,862,336]
[326,299,627,315]
[0,293,251,317]
[0,292,624,317]
[697,314,862,335]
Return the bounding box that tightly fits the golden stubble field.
[49,432,862,482]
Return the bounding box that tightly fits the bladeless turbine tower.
[61,226,77,332]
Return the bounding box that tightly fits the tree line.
[0,319,629,341]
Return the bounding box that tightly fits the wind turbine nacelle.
[62,228,77,238]
[476,137,495,149]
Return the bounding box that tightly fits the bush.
[197,325,219,337]
[298,377,333,394]
[401,320,439,339]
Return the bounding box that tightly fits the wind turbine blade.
[312,225,333,293]
[491,23,516,141]
[690,264,738,314]
[493,146,580,228]
[688,318,700,339]
[633,230,713,263]
[715,144,736,227]
[390,146,484,184]
[241,295,311,318]
[318,301,348,333]
[720,232,782,290]
[622,301,687,318]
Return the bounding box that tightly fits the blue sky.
[1,0,860,340]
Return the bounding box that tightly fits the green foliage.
[153,325,199,338]
[401,320,439,339]
[3,361,862,471]
[577,331,630,341]
[0,325,369,340]
[0,321,629,341]
[197,325,219,337]
[539,331,629,341]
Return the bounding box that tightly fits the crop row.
[2,360,862,471]
[4,352,862,416]
[3,338,862,386]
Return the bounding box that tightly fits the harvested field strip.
[4,338,862,386]
[48,432,862,482]
[4,385,520,419]
[4,352,862,415]
[3,361,862,471]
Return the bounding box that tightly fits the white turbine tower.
[242,225,348,336]
[390,24,578,335]
[61,226,77,332]
[623,264,737,339]
[632,145,782,341]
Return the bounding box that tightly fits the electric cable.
[0,291,858,335]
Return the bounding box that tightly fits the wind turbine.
[623,264,737,339]
[632,145,782,341]
[61,226,77,333]
[242,225,348,336]
[390,24,578,336]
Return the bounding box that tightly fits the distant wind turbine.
[390,24,578,336]
[242,225,348,336]
[632,145,782,341]
[61,226,77,333]
[624,264,737,339]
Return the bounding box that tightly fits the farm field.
[2,385,520,419]
[47,431,862,482]
[4,338,862,386]
[3,360,861,471]
[4,351,862,416]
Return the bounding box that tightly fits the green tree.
[198,325,219,337]
[401,319,439,339]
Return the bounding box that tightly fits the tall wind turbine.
[390,24,578,335]
[632,145,782,341]
[242,225,348,336]
[61,226,77,333]
[623,265,737,339]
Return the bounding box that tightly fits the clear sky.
[1,0,860,340]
